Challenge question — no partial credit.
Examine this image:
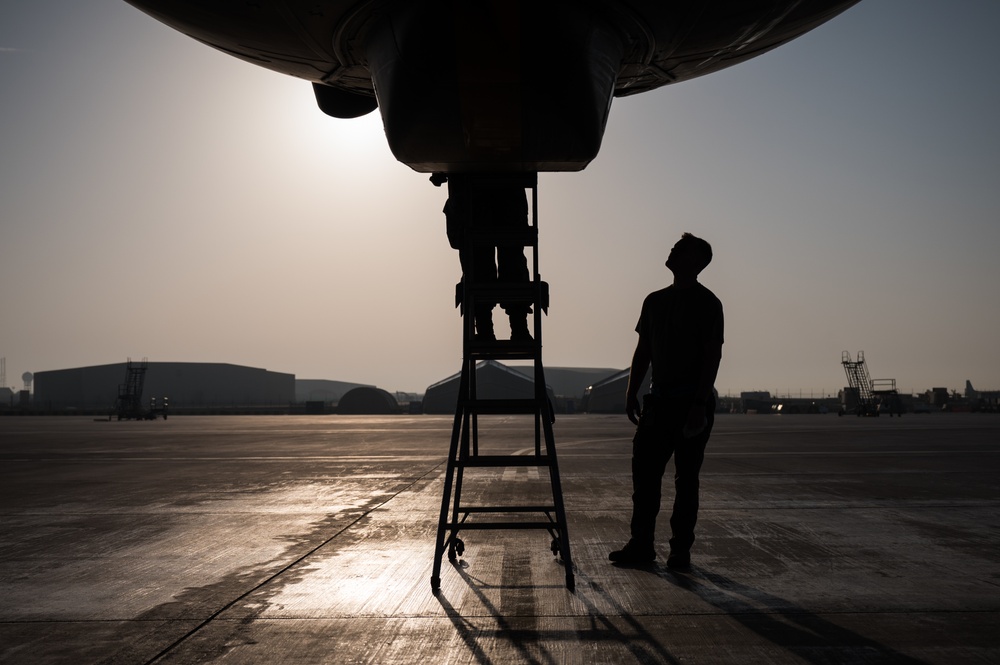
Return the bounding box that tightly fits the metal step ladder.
[431,173,574,592]
[842,350,875,416]
[115,358,148,420]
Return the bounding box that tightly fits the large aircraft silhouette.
[125,0,860,173]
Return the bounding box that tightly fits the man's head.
[666,233,713,277]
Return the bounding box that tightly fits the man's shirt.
[636,283,724,397]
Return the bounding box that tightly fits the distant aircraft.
[966,381,1000,408]
[124,0,860,173]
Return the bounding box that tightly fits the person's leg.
[611,396,671,563]
[466,247,497,340]
[630,433,672,546]
[497,245,531,340]
[667,438,706,555]
[668,403,714,565]
[496,244,529,284]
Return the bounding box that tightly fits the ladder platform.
[444,521,559,531]
[458,455,551,468]
[459,505,557,514]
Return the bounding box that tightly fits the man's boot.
[474,307,496,342]
[509,313,531,342]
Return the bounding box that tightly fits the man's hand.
[682,402,707,438]
[626,393,642,426]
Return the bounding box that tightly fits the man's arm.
[625,335,651,425]
[686,340,722,431]
[695,340,722,404]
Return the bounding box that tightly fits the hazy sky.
[2,1,998,395]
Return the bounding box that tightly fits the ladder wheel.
[448,537,465,561]
[551,538,560,555]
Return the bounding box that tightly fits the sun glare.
[281,93,392,169]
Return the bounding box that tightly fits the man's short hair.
[679,232,713,273]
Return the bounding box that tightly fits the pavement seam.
[139,459,446,665]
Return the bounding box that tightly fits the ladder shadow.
[434,561,682,665]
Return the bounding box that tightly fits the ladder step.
[460,505,557,513]
[457,455,551,467]
[445,521,558,531]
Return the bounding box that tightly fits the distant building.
[422,360,556,414]
[740,391,774,414]
[838,387,859,413]
[337,387,399,414]
[582,369,726,414]
[928,387,950,407]
[34,362,294,411]
[295,379,375,405]
[582,368,653,414]
[508,365,619,413]
[582,369,627,414]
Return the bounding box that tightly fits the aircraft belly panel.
[365,1,624,172]
[123,0,863,172]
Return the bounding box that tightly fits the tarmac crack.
[137,459,446,665]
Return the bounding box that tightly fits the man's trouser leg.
[497,244,531,338]
[629,395,675,546]
[461,246,497,338]
[668,403,714,554]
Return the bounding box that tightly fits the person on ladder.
[432,173,532,342]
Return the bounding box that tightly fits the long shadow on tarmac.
[436,562,681,665]
[650,564,930,664]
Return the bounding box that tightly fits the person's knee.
[633,445,669,475]
[674,475,700,494]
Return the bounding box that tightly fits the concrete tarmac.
[1,414,997,664]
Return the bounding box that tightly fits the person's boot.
[666,550,691,569]
[509,314,531,342]
[475,309,495,342]
[609,540,655,564]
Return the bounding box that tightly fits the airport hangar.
[33,362,297,412]
[30,360,634,414]
[421,361,620,414]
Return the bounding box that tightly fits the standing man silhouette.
[610,233,724,568]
